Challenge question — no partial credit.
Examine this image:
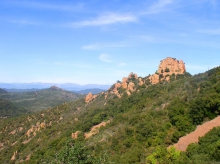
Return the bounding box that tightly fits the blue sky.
[0,0,219,85]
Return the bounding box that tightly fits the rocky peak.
[106,57,186,98]
[158,57,185,75]
[149,57,186,84]
[128,72,138,79]
[108,72,145,98]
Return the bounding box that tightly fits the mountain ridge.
[0,83,111,91]
[0,57,219,163]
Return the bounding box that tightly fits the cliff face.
[158,57,185,75]
[149,57,186,84]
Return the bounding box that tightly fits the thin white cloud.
[99,54,112,63]
[82,42,133,50]
[71,13,137,27]
[142,0,173,15]
[197,29,220,35]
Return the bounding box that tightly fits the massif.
[0,57,219,164]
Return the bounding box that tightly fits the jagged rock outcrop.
[148,74,160,85]
[128,72,138,79]
[128,82,135,92]
[85,92,97,103]
[158,57,185,74]
[110,83,122,98]
[138,78,144,86]
[71,131,80,139]
[149,57,186,84]
[11,150,18,161]
[26,122,46,138]
[108,72,146,98]
[107,57,186,98]
[122,77,128,89]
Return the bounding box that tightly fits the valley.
[0,86,83,117]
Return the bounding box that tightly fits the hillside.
[0,88,7,94]
[0,98,28,117]
[0,58,219,163]
[0,86,83,112]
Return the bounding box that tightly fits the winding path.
[173,116,220,151]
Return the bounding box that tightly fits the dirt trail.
[84,120,110,139]
[173,116,220,151]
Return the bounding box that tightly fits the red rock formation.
[72,131,80,139]
[108,72,140,97]
[11,150,18,161]
[149,74,160,84]
[113,83,121,91]
[138,78,144,86]
[107,58,185,97]
[128,72,138,79]
[110,83,122,98]
[158,57,185,75]
[128,82,135,92]
[122,77,128,89]
[85,92,97,103]
[149,57,186,84]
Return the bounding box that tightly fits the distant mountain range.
[0,83,111,91]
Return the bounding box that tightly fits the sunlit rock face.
[149,57,186,84]
[158,57,186,75]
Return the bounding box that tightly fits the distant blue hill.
[4,88,41,93]
[0,83,111,91]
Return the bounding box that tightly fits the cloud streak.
[99,54,112,63]
[82,42,133,50]
[71,13,137,27]
[143,0,173,15]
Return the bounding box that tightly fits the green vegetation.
[165,68,170,72]
[0,98,28,117]
[0,88,7,94]
[0,88,83,112]
[0,67,219,163]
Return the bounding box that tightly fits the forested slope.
[0,98,28,117]
[0,66,219,163]
[0,87,82,112]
